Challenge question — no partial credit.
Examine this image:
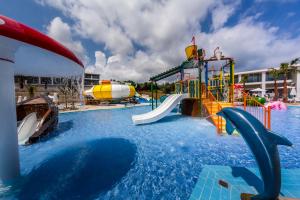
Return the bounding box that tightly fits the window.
[40,77,52,85]
[85,74,92,79]
[266,71,292,81]
[247,73,261,83]
[92,74,100,79]
[234,75,239,83]
[85,79,99,86]
[53,78,63,85]
[25,76,39,84]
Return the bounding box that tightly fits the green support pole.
[229,60,234,103]
[155,82,158,108]
[198,62,202,117]
[151,81,154,110]
[198,49,204,117]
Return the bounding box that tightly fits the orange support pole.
[267,106,271,129]
[243,93,247,111]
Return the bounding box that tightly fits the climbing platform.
[202,97,234,134]
[189,165,300,200]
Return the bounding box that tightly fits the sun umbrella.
[250,88,266,92]
[0,15,84,181]
[290,87,297,96]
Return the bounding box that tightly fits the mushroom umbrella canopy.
[0,15,84,181]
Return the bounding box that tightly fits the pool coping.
[59,103,151,114]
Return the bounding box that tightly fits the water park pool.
[1,106,300,199]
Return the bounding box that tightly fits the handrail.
[206,88,224,133]
[36,109,52,131]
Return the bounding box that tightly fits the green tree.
[26,85,36,98]
[58,78,69,109]
[240,74,248,92]
[269,68,280,101]
[280,63,289,102]
[67,78,79,110]
[290,57,299,66]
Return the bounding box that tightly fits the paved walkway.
[59,103,150,113]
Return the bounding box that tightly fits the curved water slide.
[17,113,38,145]
[132,94,188,125]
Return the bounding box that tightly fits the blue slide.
[217,108,292,200]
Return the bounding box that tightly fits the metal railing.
[242,91,271,129]
[206,89,224,133]
[175,79,202,98]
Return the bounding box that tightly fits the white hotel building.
[234,65,300,100]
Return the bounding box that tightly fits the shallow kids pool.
[1,106,299,199]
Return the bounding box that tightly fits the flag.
[191,36,195,45]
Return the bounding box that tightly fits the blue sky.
[1,0,300,81]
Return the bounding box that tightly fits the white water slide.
[132,94,188,125]
[17,113,38,145]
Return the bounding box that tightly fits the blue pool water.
[1,106,300,199]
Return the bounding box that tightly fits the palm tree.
[269,68,280,101]
[290,58,299,66]
[280,63,289,102]
[240,74,248,92]
[67,77,79,110]
[58,78,70,109]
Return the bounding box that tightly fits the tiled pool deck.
[189,165,300,200]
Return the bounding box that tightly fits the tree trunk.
[274,80,278,101]
[283,75,287,103]
[64,94,68,109]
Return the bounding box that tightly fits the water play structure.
[84,80,135,100]
[132,94,187,125]
[17,96,58,145]
[217,108,292,199]
[0,15,83,181]
[134,40,272,132]
[266,101,287,111]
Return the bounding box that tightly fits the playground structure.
[148,43,271,133]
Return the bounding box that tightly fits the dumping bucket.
[185,45,198,60]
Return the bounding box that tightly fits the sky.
[1,0,300,82]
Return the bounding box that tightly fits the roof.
[0,15,83,68]
[0,15,84,77]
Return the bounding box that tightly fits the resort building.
[14,73,100,100]
[234,66,300,100]
[84,73,101,87]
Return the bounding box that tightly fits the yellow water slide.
[84,80,136,100]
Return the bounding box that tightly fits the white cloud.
[38,0,220,81]
[255,0,297,3]
[197,18,300,71]
[85,50,166,82]
[211,1,240,31]
[287,12,296,18]
[39,0,300,81]
[46,17,88,64]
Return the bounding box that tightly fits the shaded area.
[231,166,263,193]
[56,120,74,134]
[39,120,74,143]
[17,138,137,200]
